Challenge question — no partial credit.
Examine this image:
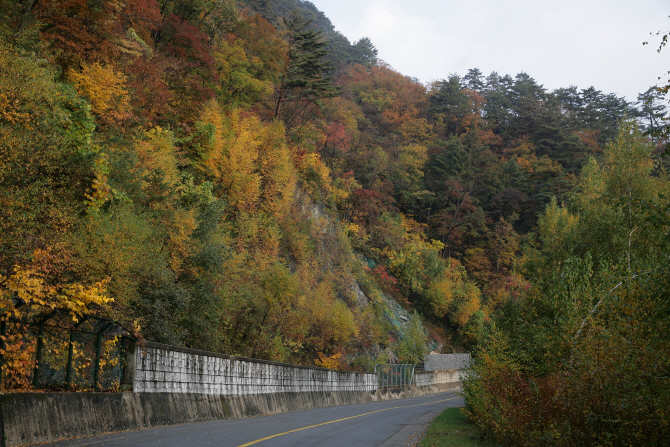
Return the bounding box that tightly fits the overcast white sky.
[309,0,669,102]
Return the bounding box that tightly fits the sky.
[308,0,669,102]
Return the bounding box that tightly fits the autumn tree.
[213,14,286,108]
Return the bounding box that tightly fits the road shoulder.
[380,409,443,447]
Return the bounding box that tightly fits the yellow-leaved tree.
[68,62,130,124]
[0,263,111,321]
[193,104,296,216]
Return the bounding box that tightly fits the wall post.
[92,322,113,390]
[121,337,137,389]
[33,312,56,388]
[65,317,87,391]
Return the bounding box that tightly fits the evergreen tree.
[594,92,633,144]
[554,85,582,129]
[507,73,546,140]
[425,136,471,193]
[637,86,667,138]
[463,68,485,91]
[350,37,378,66]
[483,72,513,135]
[323,31,354,68]
[429,75,471,137]
[273,12,339,132]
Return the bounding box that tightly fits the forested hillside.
[1,0,667,402]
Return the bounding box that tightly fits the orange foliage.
[0,326,36,390]
[119,0,162,42]
[343,63,427,130]
[315,351,345,370]
[464,248,492,284]
[125,54,172,124]
[460,88,485,132]
[478,129,505,153]
[68,62,130,123]
[228,14,287,82]
[35,0,119,66]
[576,129,601,152]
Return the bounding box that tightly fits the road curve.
[42,391,464,447]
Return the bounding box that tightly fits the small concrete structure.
[423,353,471,371]
[415,369,464,387]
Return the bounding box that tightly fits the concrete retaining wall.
[134,342,377,394]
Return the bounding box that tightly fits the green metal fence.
[0,309,133,391]
[374,364,415,389]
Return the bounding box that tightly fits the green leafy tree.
[394,311,427,364]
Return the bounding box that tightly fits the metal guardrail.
[0,308,133,392]
[374,364,415,389]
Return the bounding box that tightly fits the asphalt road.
[42,392,464,447]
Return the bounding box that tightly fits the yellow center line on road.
[236,396,462,447]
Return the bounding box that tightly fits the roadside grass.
[421,407,494,447]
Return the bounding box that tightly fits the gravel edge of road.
[379,409,444,447]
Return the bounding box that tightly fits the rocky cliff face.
[291,187,433,368]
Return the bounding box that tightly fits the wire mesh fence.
[0,309,133,392]
[374,364,415,389]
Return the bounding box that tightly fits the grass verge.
[420,407,493,447]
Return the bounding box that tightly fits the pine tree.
[273,12,339,132]
[350,37,378,66]
[463,68,485,91]
[429,75,471,137]
[637,86,667,138]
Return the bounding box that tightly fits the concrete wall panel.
[133,343,379,395]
